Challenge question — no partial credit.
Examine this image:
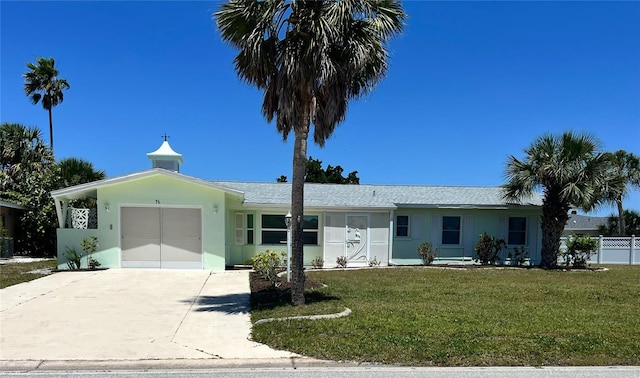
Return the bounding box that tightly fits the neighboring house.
[51,141,543,271]
[563,212,608,237]
[0,200,26,257]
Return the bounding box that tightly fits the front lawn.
[0,260,57,289]
[251,266,640,366]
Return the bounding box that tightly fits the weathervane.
[162,133,170,141]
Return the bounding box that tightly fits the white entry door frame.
[345,213,370,267]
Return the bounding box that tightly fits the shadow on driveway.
[182,293,250,314]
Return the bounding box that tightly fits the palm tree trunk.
[617,200,625,236]
[540,194,569,268]
[290,126,308,306]
[48,107,54,152]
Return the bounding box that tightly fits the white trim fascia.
[0,200,27,210]
[51,168,245,200]
[394,204,541,210]
[242,203,396,212]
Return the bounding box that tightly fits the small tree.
[474,233,506,265]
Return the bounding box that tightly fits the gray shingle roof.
[215,181,543,209]
[565,214,608,231]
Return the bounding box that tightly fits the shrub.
[336,256,348,268]
[251,250,286,287]
[417,242,438,265]
[65,247,82,270]
[562,234,598,269]
[507,246,529,266]
[474,232,506,265]
[368,256,381,267]
[311,256,324,269]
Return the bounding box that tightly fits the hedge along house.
[52,140,543,271]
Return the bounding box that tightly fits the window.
[246,214,254,245]
[508,217,527,245]
[396,215,409,237]
[261,214,287,244]
[442,216,461,245]
[260,214,319,245]
[303,215,319,245]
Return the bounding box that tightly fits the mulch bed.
[250,271,325,308]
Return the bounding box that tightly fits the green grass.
[251,266,640,366]
[0,260,57,289]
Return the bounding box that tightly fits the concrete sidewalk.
[0,269,296,361]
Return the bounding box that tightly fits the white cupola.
[147,135,183,172]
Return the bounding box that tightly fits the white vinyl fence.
[560,235,639,265]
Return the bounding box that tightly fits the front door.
[346,214,369,266]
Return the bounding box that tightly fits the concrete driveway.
[0,269,296,361]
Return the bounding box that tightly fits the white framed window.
[260,214,319,245]
[396,215,409,237]
[442,216,461,245]
[508,217,527,245]
[261,214,287,244]
[303,215,319,245]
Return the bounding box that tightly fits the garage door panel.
[162,208,201,238]
[162,239,202,262]
[121,207,161,238]
[121,238,161,261]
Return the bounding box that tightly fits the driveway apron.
[0,269,295,360]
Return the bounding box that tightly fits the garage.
[121,206,202,269]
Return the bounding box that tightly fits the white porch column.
[53,198,68,228]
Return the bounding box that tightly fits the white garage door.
[121,207,202,269]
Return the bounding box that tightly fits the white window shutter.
[431,214,441,246]
[234,213,244,245]
[411,215,422,238]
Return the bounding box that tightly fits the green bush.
[562,234,598,269]
[417,242,438,265]
[474,232,506,265]
[251,250,286,287]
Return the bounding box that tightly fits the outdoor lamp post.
[285,211,292,282]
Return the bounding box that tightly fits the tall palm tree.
[502,131,610,268]
[215,0,405,305]
[600,150,640,236]
[23,57,70,152]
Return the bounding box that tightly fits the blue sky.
[2,1,639,217]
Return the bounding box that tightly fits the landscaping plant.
[311,257,324,269]
[336,256,348,268]
[417,242,438,265]
[561,234,598,269]
[251,250,286,287]
[474,232,506,265]
[80,236,101,269]
[65,246,82,270]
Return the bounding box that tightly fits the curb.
[0,357,357,372]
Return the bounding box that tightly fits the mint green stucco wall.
[391,208,542,265]
[57,174,229,271]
